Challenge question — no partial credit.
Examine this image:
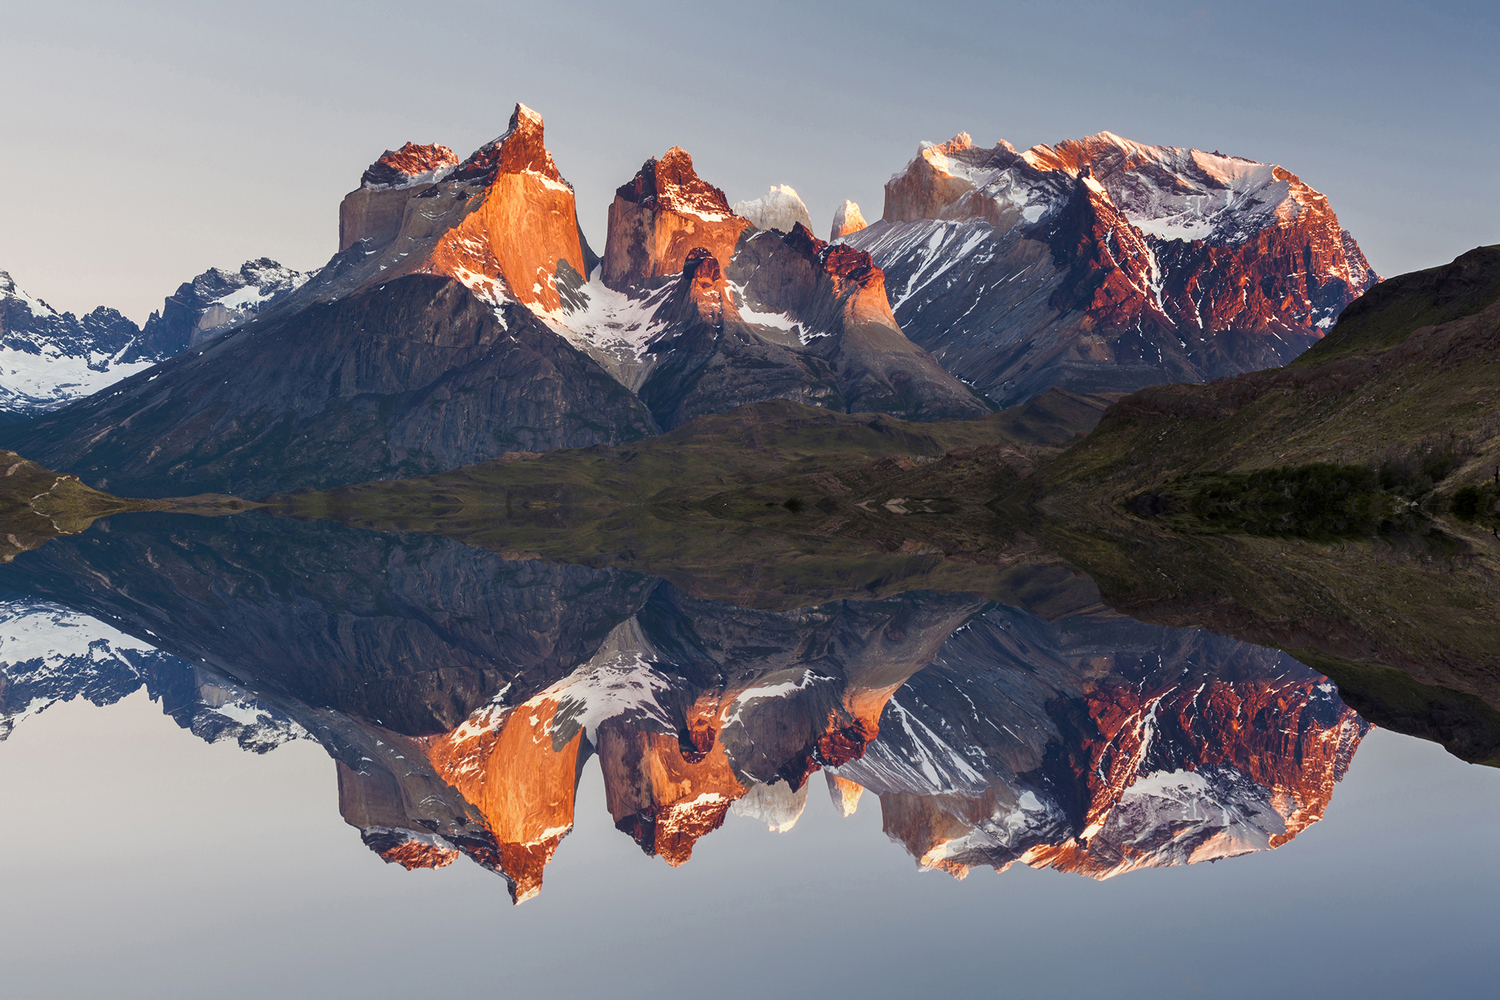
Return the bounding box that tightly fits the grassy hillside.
[1295,245,1500,365]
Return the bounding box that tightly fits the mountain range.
[0,104,1373,497]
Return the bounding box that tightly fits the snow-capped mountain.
[842,130,1378,404]
[732,184,814,233]
[2,110,1381,489]
[137,257,315,355]
[0,258,313,419]
[1,106,987,497]
[0,271,156,417]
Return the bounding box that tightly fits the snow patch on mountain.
[0,272,55,319]
[0,258,314,416]
[0,270,156,415]
[733,185,813,234]
[537,269,672,363]
[0,345,155,413]
[725,280,813,342]
[545,619,676,742]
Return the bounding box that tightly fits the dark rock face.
[730,225,992,420]
[626,227,990,430]
[2,274,657,497]
[637,248,844,428]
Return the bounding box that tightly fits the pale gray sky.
[2,0,1496,323]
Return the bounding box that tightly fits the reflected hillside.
[0,509,1372,903]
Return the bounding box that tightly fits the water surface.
[0,510,1495,998]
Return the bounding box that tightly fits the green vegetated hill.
[0,450,255,562]
[1042,245,1500,511]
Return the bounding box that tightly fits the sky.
[1,0,1496,323]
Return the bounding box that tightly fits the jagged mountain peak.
[451,102,563,185]
[139,257,315,355]
[854,124,1379,404]
[330,101,590,313]
[732,185,813,234]
[615,146,737,223]
[0,270,58,319]
[603,147,748,291]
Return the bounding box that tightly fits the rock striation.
[850,130,1377,404]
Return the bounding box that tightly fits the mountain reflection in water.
[0,512,1371,903]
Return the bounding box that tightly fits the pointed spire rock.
[732,184,813,234]
[830,200,867,240]
[420,690,588,905]
[601,147,750,291]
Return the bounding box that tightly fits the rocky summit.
[850,130,1377,404]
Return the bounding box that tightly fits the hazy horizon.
[2,0,1496,323]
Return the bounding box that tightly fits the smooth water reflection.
[0,509,1496,996]
[0,511,1371,898]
